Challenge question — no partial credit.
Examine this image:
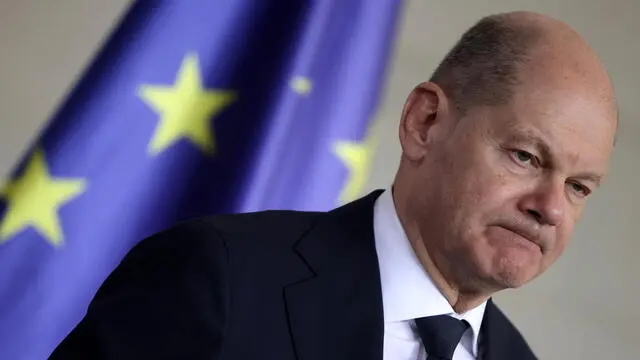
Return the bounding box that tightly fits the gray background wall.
[0,1,638,358]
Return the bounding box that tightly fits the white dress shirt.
[373,189,487,360]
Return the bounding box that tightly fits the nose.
[518,178,565,227]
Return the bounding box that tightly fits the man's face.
[407,79,617,290]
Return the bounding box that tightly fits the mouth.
[495,225,543,253]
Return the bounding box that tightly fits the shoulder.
[124,209,322,264]
[94,209,323,297]
[208,209,322,240]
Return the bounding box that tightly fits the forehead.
[480,84,617,169]
[515,82,614,141]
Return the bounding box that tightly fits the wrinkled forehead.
[513,75,616,142]
[498,81,617,172]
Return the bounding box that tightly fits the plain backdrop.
[0,1,638,359]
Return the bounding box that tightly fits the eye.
[510,150,538,166]
[568,182,591,197]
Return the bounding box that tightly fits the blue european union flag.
[0,1,403,359]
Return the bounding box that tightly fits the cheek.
[548,223,574,256]
[436,141,515,226]
[537,216,577,274]
[456,171,514,217]
[541,242,567,272]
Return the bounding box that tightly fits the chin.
[478,227,543,289]
[492,269,534,289]
[489,255,540,289]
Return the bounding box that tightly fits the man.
[50,11,617,360]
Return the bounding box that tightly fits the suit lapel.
[479,299,537,360]
[284,191,385,360]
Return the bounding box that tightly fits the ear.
[398,82,452,161]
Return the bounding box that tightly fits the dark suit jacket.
[50,190,537,360]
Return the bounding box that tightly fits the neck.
[390,185,492,314]
[409,234,489,313]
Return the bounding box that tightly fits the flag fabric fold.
[0,1,403,359]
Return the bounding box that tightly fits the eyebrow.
[505,127,553,161]
[572,172,603,186]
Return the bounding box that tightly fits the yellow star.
[0,149,86,247]
[138,52,236,155]
[290,76,312,95]
[333,123,379,204]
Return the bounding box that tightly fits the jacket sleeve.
[48,219,230,360]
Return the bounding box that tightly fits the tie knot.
[414,315,470,360]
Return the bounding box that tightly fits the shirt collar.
[373,188,487,356]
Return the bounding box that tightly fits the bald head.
[430,11,616,120]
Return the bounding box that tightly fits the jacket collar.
[284,190,385,360]
[479,299,537,360]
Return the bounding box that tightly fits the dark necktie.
[415,315,470,360]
